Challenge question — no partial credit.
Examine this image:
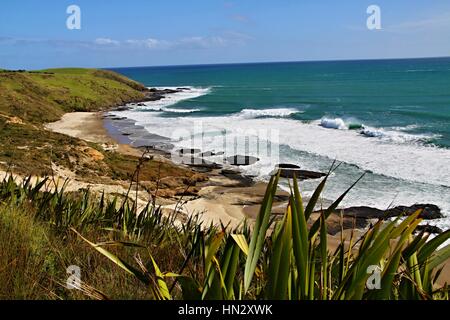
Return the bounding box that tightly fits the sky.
[1,0,450,69]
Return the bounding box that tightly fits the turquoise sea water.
[109,58,450,229]
[111,58,450,148]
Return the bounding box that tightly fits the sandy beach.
[42,110,450,286]
[44,111,291,228]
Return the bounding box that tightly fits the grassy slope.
[0,68,144,176]
[0,69,198,186]
[0,68,146,123]
[0,70,449,301]
[0,69,204,299]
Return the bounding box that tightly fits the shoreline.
[44,110,448,231]
[43,99,450,286]
[3,66,448,298]
[44,97,449,233]
[45,111,291,228]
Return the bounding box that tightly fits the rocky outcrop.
[220,169,255,187]
[178,157,223,172]
[415,225,443,234]
[275,164,326,180]
[226,155,260,166]
[387,204,443,220]
[178,148,202,156]
[312,203,444,235]
[200,151,224,157]
[144,88,184,102]
[341,204,443,220]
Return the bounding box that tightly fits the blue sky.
[1,0,450,69]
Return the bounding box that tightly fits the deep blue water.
[108,58,450,230]
[111,57,450,148]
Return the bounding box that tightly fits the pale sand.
[45,112,141,157]
[42,111,450,286]
[45,112,107,143]
[44,111,290,228]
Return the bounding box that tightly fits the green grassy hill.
[0,68,147,124]
[0,69,174,178]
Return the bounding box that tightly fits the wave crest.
[360,127,441,144]
[160,107,201,113]
[237,108,302,119]
[319,117,363,130]
[320,117,348,130]
[130,86,210,113]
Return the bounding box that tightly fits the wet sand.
[44,111,450,286]
[44,111,291,228]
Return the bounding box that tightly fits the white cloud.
[178,36,228,48]
[94,38,120,46]
[125,38,172,49]
[0,33,252,51]
[124,33,251,50]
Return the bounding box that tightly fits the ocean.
[109,58,450,230]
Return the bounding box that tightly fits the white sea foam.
[118,110,450,188]
[319,117,439,145]
[360,126,440,144]
[405,69,436,73]
[320,117,348,130]
[112,89,450,230]
[391,124,421,131]
[118,86,210,114]
[161,107,201,113]
[319,117,364,130]
[236,108,302,119]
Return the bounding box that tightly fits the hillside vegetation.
[0,68,154,177]
[0,68,146,124]
[0,171,448,300]
[0,68,448,300]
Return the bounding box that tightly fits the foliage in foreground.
[0,170,449,300]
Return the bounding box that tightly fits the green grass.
[0,68,146,123]
[0,175,177,299]
[0,68,199,186]
[1,68,448,300]
[0,171,448,300]
[0,67,148,175]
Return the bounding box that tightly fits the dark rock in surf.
[341,204,443,220]
[386,204,443,220]
[131,140,174,150]
[177,156,222,172]
[297,170,327,180]
[415,225,443,234]
[145,95,163,102]
[178,148,201,156]
[200,151,225,157]
[113,106,131,112]
[226,155,259,166]
[275,163,326,180]
[340,206,384,219]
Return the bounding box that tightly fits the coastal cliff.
[0,69,186,180]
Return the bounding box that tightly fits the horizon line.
[105,55,450,70]
[3,55,450,71]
